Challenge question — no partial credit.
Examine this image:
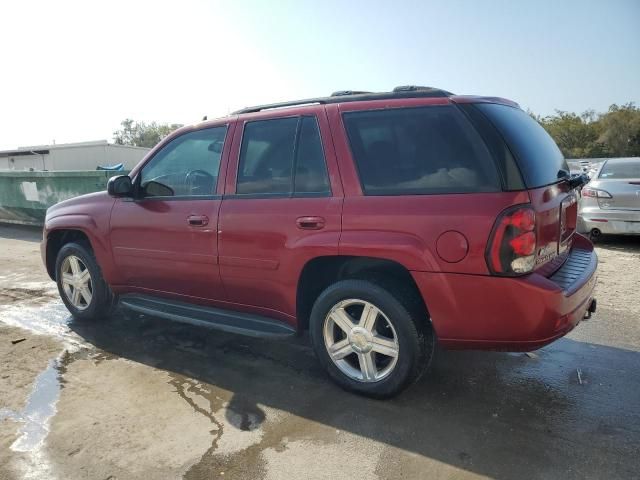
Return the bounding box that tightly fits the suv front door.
[218,109,343,323]
[109,123,233,301]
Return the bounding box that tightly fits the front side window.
[343,105,501,195]
[140,126,227,197]
[237,116,330,195]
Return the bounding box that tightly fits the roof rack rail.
[330,90,372,97]
[232,98,328,115]
[393,85,444,92]
[232,87,453,115]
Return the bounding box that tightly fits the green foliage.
[113,119,183,148]
[536,103,640,159]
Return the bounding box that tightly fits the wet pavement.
[1,225,639,479]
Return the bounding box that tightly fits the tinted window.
[237,118,297,194]
[343,106,501,195]
[237,117,330,195]
[141,126,227,197]
[294,117,330,193]
[476,103,569,188]
[599,160,640,179]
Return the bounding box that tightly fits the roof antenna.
[202,115,207,121]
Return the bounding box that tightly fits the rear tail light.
[486,205,537,275]
[582,187,612,198]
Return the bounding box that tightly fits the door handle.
[188,215,209,226]
[296,216,325,230]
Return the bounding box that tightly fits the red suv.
[42,86,597,397]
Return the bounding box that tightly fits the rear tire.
[309,279,434,398]
[55,242,116,321]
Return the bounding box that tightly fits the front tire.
[55,242,115,321]
[309,280,434,398]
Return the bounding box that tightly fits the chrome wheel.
[323,299,399,383]
[60,255,93,310]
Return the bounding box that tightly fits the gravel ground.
[0,225,639,480]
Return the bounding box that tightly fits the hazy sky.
[1,0,638,150]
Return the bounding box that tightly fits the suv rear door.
[218,107,343,323]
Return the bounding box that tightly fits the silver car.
[578,158,640,238]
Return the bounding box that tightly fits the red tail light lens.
[487,205,537,275]
[506,208,535,231]
[509,231,536,256]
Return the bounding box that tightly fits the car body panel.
[42,191,117,282]
[109,196,225,298]
[527,182,578,266]
[416,234,597,349]
[594,180,640,212]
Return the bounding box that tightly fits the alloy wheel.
[60,255,93,310]
[323,298,399,382]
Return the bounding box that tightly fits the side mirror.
[107,175,133,197]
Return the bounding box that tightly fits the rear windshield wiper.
[564,172,590,190]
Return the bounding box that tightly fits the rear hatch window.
[475,103,570,188]
[343,105,502,195]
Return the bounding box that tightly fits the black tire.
[55,242,116,321]
[309,279,434,398]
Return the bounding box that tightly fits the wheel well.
[45,229,91,280]
[296,256,428,331]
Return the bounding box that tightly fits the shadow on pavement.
[69,309,640,480]
[593,234,640,253]
[0,224,42,243]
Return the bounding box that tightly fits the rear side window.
[237,116,330,195]
[295,117,331,194]
[475,103,570,188]
[599,160,640,179]
[343,106,501,195]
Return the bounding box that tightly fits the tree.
[537,111,604,158]
[536,103,640,159]
[113,119,183,148]
[597,103,640,158]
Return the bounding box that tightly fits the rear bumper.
[412,234,598,351]
[578,206,640,235]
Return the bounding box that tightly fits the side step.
[119,294,296,339]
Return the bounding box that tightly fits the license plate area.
[559,193,578,254]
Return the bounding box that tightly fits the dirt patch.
[593,240,640,315]
[0,288,56,305]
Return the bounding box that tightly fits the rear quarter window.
[343,105,501,195]
[475,103,569,188]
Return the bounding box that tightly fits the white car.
[578,158,640,238]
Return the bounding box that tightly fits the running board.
[119,294,296,339]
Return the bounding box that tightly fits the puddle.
[0,294,87,469]
[0,354,64,453]
[0,299,84,349]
